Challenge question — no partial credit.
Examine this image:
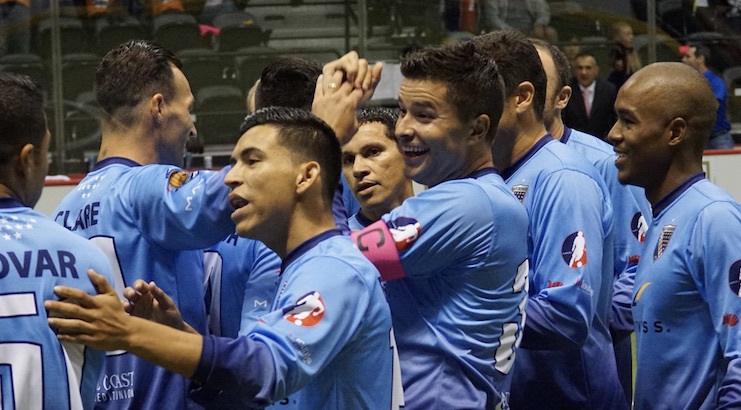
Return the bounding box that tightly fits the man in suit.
[563,52,617,141]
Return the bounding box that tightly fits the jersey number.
[89,236,127,356]
[494,260,529,374]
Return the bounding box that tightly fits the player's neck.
[549,118,565,140]
[282,209,336,259]
[511,119,548,165]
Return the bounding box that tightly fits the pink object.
[351,220,406,281]
[199,24,221,37]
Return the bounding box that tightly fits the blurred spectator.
[198,0,249,25]
[561,35,583,76]
[681,43,734,149]
[0,0,31,56]
[607,21,642,89]
[563,52,617,141]
[483,0,557,42]
[141,0,204,18]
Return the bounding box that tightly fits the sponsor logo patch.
[512,185,528,203]
[561,231,587,268]
[283,291,325,327]
[727,259,741,296]
[723,314,739,327]
[167,170,193,190]
[387,217,421,251]
[631,212,648,243]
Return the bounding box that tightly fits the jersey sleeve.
[522,170,609,350]
[127,166,235,250]
[239,241,281,329]
[190,256,374,406]
[691,202,741,406]
[352,182,492,281]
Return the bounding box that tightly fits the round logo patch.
[728,259,741,297]
[283,291,325,327]
[631,212,648,243]
[561,231,587,268]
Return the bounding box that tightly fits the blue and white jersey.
[504,136,625,409]
[351,168,530,409]
[562,127,651,334]
[347,211,374,232]
[52,157,234,410]
[0,197,114,410]
[189,230,395,410]
[203,233,281,338]
[562,127,651,405]
[633,174,741,409]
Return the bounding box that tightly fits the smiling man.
[341,107,414,229]
[610,62,741,408]
[349,41,530,409]
[47,107,396,410]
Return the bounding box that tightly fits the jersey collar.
[281,228,343,272]
[652,172,706,217]
[501,134,553,180]
[0,197,26,209]
[560,127,573,144]
[465,167,498,179]
[90,157,142,172]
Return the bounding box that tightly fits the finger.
[123,287,139,302]
[88,269,116,296]
[370,62,384,90]
[327,71,344,92]
[314,74,325,99]
[52,286,97,309]
[132,279,150,292]
[151,284,177,310]
[355,59,369,89]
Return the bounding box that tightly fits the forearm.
[125,316,203,378]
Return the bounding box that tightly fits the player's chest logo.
[511,185,528,203]
[631,212,648,243]
[283,291,325,327]
[561,230,587,268]
[653,224,676,260]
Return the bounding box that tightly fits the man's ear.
[515,81,535,114]
[470,114,491,143]
[15,143,35,178]
[149,93,165,125]
[295,161,321,195]
[667,117,687,146]
[556,85,572,110]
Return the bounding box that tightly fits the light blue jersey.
[562,127,651,404]
[633,174,741,409]
[52,157,234,410]
[203,233,281,338]
[189,230,395,409]
[504,136,625,409]
[0,197,114,410]
[347,211,374,231]
[352,168,530,409]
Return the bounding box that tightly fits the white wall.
[36,150,741,217]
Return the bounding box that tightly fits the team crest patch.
[632,282,652,306]
[653,225,676,260]
[728,259,741,296]
[561,231,587,268]
[388,217,421,251]
[167,170,194,190]
[512,185,528,203]
[631,212,648,243]
[283,291,325,327]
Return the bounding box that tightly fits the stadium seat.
[178,48,237,96]
[0,53,51,98]
[95,16,149,56]
[152,13,206,53]
[194,85,246,146]
[36,17,92,59]
[213,12,270,52]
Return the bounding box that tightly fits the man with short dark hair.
[349,40,530,409]
[611,62,741,408]
[52,40,235,410]
[681,43,734,149]
[474,30,625,409]
[0,72,114,410]
[46,106,395,410]
[341,107,413,229]
[563,52,617,141]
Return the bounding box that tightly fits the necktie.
[583,88,591,118]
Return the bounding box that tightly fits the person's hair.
[610,21,633,40]
[574,51,598,62]
[0,72,46,165]
[358,107,399,141]
[473,30,547,121]
[401,40,505,143]
[95,40,182,127]
[689,43,712,62]
[255,57,322,111]
[531,39,572,90]
[240,106,340,203]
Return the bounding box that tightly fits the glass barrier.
[1,0,738,173]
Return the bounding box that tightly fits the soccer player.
[0,72,114,409]
[341,107,414,230]
[46,107,395,410]
[532,38,651,407]
[612,62,741,408]
[473,30,625,409]
[348,41,530,409]
[52,40,235,409]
